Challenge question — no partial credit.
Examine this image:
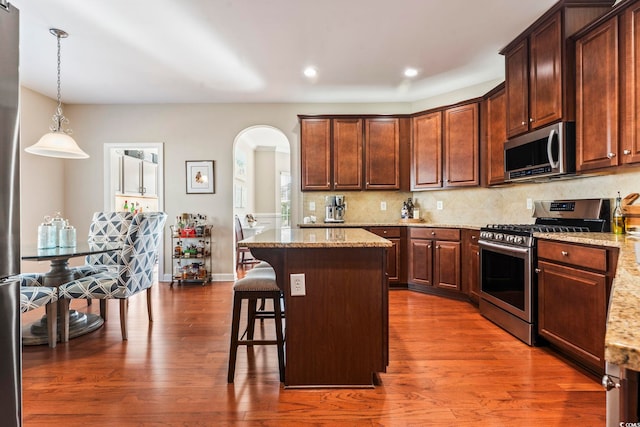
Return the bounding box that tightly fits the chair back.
[85,211,135,266]
[118,212,167,296]
[234,215,245,243]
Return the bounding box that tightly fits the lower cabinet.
[462,229,480,303]
[367,226,406,287]
[408,228,461,295]
[537,240,618,375]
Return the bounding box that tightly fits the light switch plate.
[290,273,306,296]
[436,201,443,210]
[309,201,316,211]
[380,201,387,211]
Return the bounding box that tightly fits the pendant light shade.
[25,28,89,159]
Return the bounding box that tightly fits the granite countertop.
[298,222,484,230]
[534,231,640,371]
[240,227,392,248]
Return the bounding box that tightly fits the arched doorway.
[232,126,291,270]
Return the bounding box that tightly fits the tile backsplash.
[301,167,640,226]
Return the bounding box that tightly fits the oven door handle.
[479,240,531,255]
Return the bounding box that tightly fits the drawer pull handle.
[561,251,568,256]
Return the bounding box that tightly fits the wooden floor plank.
[21,275,605,426]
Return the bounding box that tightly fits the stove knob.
[481,232,493,239]
[514,236,524,245]
[495,233,504,241]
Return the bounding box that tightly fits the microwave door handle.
[547,129,559,169]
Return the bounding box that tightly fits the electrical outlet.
[290,273,306,296]
[380,201,387,211]
[436,201,443,210]
[526,198,533,210]
[309,201,316,211]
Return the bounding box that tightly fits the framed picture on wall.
[186,160,215,194]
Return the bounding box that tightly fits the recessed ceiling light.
[404,67,418,78]
[303,67,318,78]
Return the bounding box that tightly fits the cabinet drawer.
[537,240,607,272]
[369,227,401,238]
[410,227,460,241]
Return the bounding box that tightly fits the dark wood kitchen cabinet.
[621,1,640,165]
[300,117,362,191]
[300,115,408,191]
[502,2,614,138]
[368,226,406,287]
[300,118,332,190]
[411,111,442,189]
[462,229,480,303]
[482,83,507,186]
[408,228,461,296]
[444,102,479,187]
[364,118,401,190]
[411,101,479,190]
[537,239,618,375]
[576,14,620,171]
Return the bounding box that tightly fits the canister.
[37,223,57,249]
[59,225,77,247]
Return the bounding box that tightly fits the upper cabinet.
[300,116,408,191]
[621,1,640,165]
[120,154,158,197]
[502,1,614,139]
[574,0,640,172]
[411,101,480,190]
[482,83,507,186]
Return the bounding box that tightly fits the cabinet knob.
[561,251,568,256]
[624,149,632,155]
[471,235,477,240]
[431,231,436,236]
[529,117,534,123]
[427,244,432,249]
[521,121,526,126]
[382,230,387,234]
[436,245,440,249]
[535,268,541,273]
[607,152,616,159]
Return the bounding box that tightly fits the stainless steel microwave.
[504,122,576,182]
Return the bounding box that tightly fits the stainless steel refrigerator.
[0,1,22,426]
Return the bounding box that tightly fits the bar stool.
[227,269,285,383]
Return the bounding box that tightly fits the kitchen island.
[241,227,392,388]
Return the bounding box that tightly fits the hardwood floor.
[21,275,605,426]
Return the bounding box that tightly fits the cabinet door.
[333,118,363,190]
[444,103,479,187]
[529,13,563,130]
[301,119,331,190]
[505,39,530,138]
[622,3,640,165]
[142,161,158,197]
[486,87,507,186]
[462,230,480,302]
[122,155,142,195]
[409,239,433,287]
[434,240,461,291]
[538,260,607,372]
[365,118,400,189]
[411,112,442,189]
[576,16,619,172]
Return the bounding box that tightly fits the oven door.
[479,239,534,323]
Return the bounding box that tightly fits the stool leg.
[227,292,242,383]
[246,298,258,344]
[273,295,285,383]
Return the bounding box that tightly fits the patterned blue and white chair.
[18,275,58,348]
[58,212,167,341]
[73,211,135,279]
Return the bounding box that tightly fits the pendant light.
[25,28,89,159]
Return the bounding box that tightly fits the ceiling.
[10,0,560,105]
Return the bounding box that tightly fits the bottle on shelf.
[613,192,626,235]
[123,200,129,211]
[406,198,414,219]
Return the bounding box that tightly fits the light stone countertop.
[240,227,392,248]
[298,222,484,230]
[534,231,640,371]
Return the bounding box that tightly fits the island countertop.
[240,227,392,248]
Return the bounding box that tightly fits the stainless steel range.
[478,199,610,345]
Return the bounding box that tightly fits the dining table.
[21,241,121,345]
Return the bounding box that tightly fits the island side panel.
[283,246,388,387]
